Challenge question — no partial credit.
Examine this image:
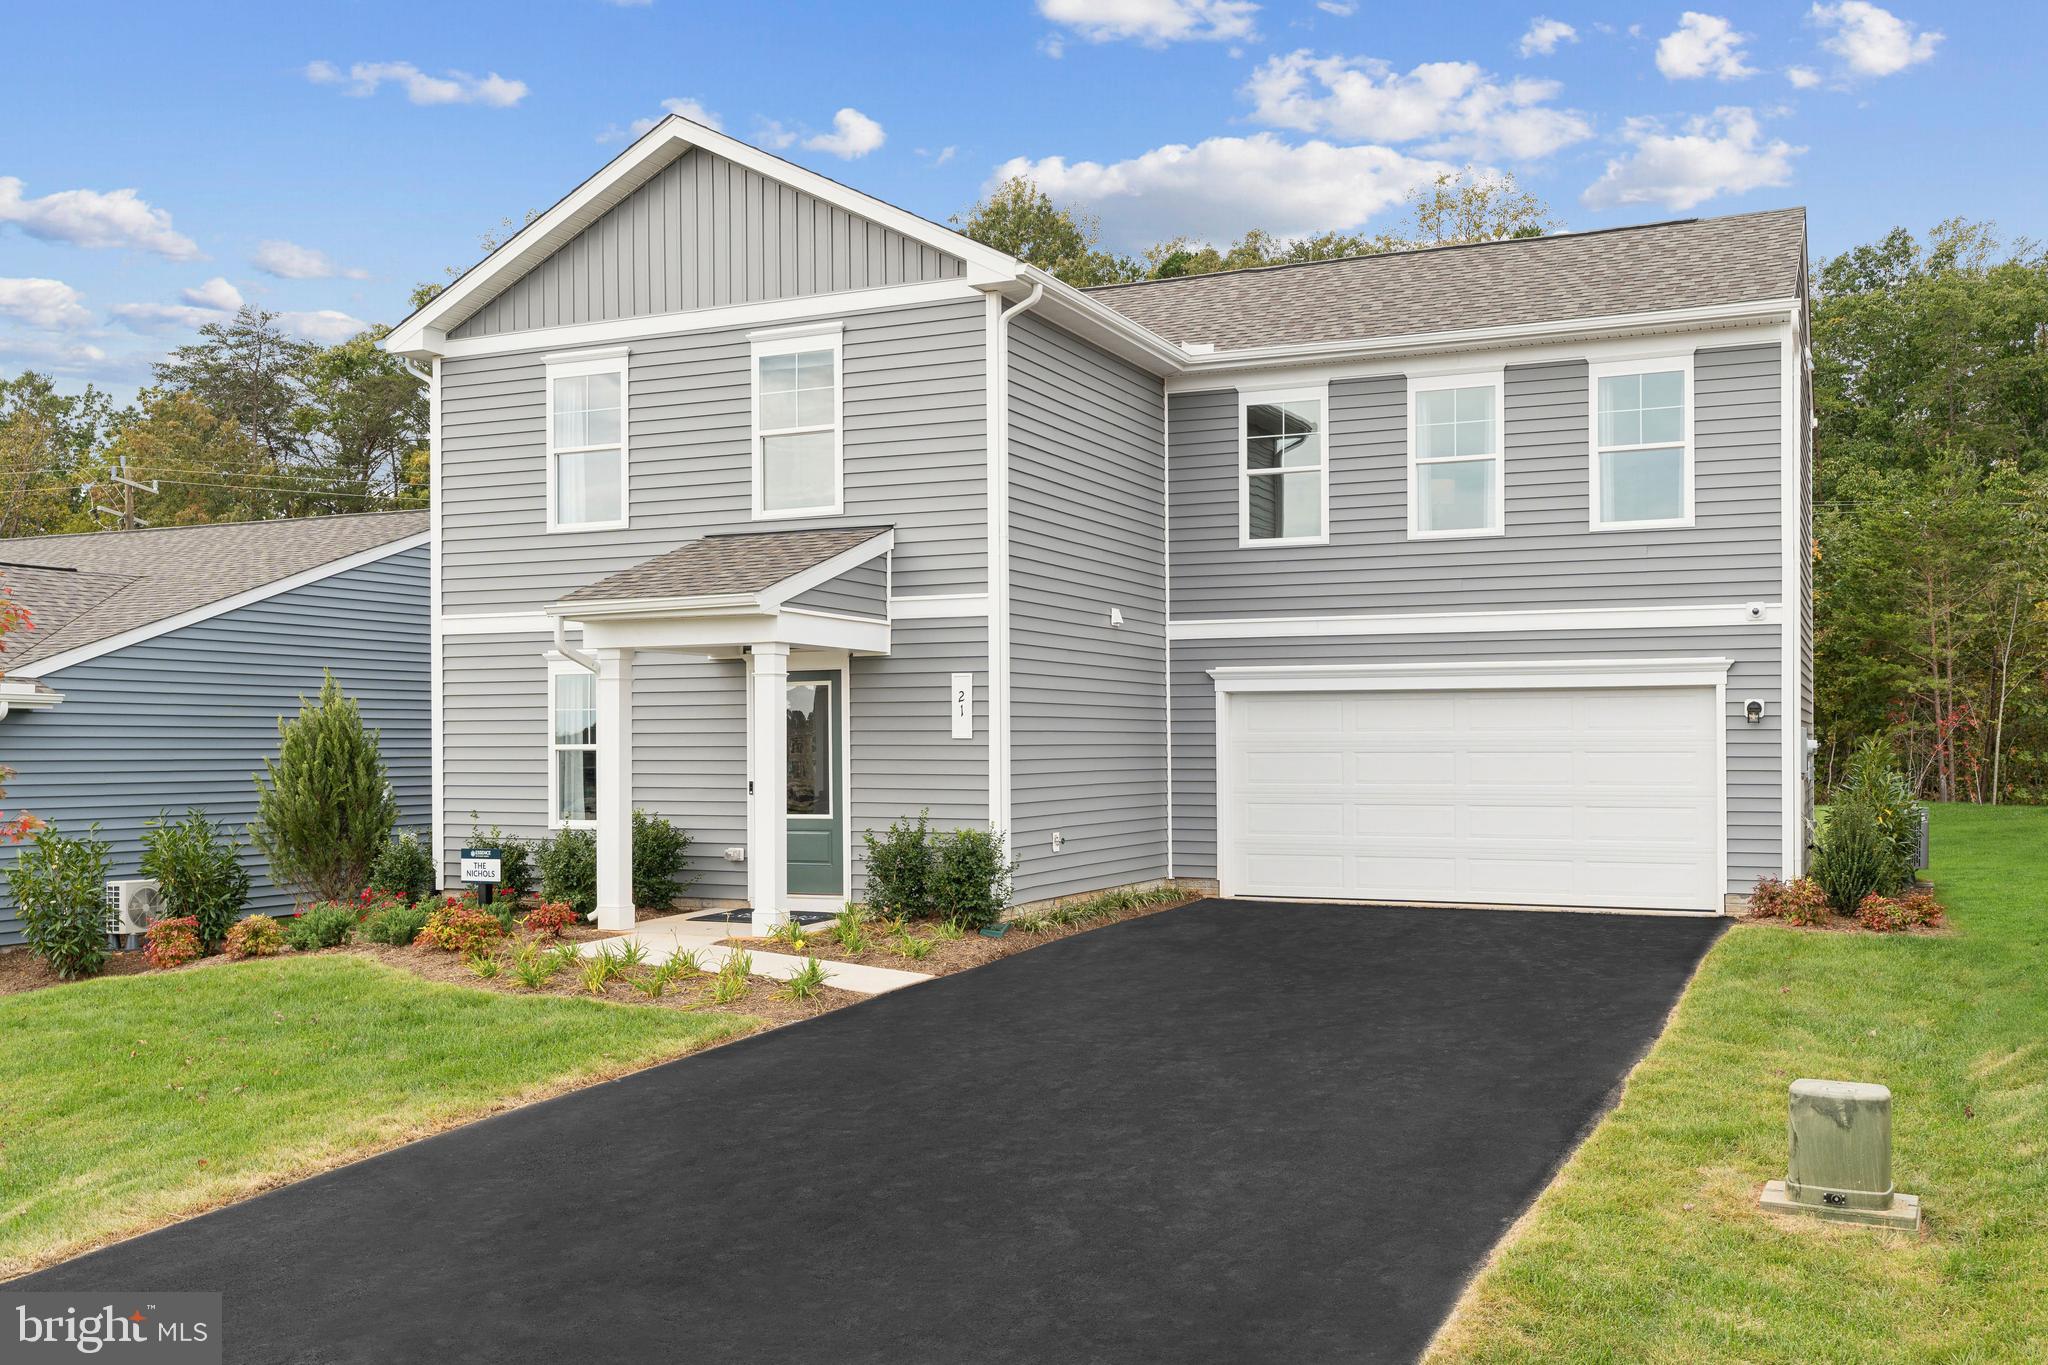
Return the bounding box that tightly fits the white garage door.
[1221,686,1722,911]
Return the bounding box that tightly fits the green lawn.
[1432,804,2048,1363]
[0,955,756,1278]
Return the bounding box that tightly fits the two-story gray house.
[385,115,1811,934]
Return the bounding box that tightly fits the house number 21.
[951,672,973,740]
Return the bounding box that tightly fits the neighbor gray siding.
[849,620,991,862]
[452,149,965,340]
[788,555,889,619]
[439,294,987,611]
[1168,343,1784,619]
[1170,624,1783,896]
[0,545,430,940]
[1006,314,1170,901]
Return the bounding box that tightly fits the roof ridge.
[0,508,427,549]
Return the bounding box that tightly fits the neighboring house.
[0,512,431,940]
[385,115,1812,933]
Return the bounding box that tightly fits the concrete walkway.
[580,912,931,995]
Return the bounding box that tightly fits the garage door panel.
[1347,801,1458,838]
[1242,748,1344,786]
[1462,857,1579,898]
[1465,802,1575,840]
[1349,855,1460,899]
[1242,852,1346,896]
[1465,692,1575,731]
[1345,694,1456,732]
[1246,696,1343,733]
[1586,801,1716,844]
[1243,801,1342,837]
[1464,750,1572,788]
[1351,749,1459,786]
[1580,749,1706,787]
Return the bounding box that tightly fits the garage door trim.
[1211,657,1733,911]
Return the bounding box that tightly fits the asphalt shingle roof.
[0,511,428,671]
[557,526,891,607]
[1087,207,1807,354]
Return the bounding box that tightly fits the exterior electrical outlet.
[1759,1078,1922,1230]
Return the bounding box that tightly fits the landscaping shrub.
[537,828,596,920]
[139,808,250,952]
[521,901,578,938]
[1859,888,1947,932]
[222,914,285,959]
[466,820,535,897]
[368,831,436,906]
[360,901,430,946]
[930,825,1016,930]
[861,810,935,919]
[417,898,506,954]
[284,902,358,951]
[251,674,398,902]
[1812,803,1897,914]
[1836,736,1924,884]
[1747,875,1789,919]
[1898,887,1946,928]
[7,823,112,980]
[633,809,691,910]
[1774,876,1834,927]
[143,915,202,970]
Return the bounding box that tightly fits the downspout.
[990,281,1043,838]
[554,618,597,674]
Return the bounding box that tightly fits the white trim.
[1169,600,1782,641]
[0,679,63,717]
[1236,382,1330,548]
[747,319,844,345]
[987,286,1041,837]
[546,657,599,831]
[1779,316,1804,876]
[428,357,444,889]
[1207,657,1735,693]
[888,592,990,620]
[1162,381,1174,881]
[1587,352,1696,532]
[1407,368,1506,541]
[750,327,845,520]
[442,611,556,636]
[544,350,630,534]
[14,530,432,679]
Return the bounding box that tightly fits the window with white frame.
[1240,387,1326,545]
[752,325,843,517]
[549,662,597,828]
[1409,372,1504,539]
[545,350,628,531]
[1590,358,1693,530]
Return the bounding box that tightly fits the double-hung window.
[548,661,597,829]
[751,323,843,518]
[1239,386,1327,546]
[1409,370,1505,539]
[545,349,629,532]
[1589,356,1693,530]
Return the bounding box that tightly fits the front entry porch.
[544,526,893,935]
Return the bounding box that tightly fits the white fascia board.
[15,531,433,679]
[755,531,895,611]
[1014,266,1187,377]
[546,592,762,620]
[0,679,63,717]
[1169,601,1782,641]
[577,609,889,654]
[889,592,990,620]
[386,115,1017,356]
[441,611,556,637]
[1207,657,1736,692]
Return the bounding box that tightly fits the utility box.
[1760,1079,1921,1230]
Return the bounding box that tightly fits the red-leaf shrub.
[1748,876,1788,918]
[417,900,505,954]
[144,915,203,969]
[223,914,286,959]
[1898,888,1946,928]
[521,901,578,938]
[1861,888,1946,932]
[1780,877,1833,927]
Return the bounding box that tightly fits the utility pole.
[110,457,157,530]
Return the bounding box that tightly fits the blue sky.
[1,0,2034,401]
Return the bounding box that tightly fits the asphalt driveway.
[18,900,1722,1363]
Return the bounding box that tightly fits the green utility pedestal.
[1759,1078,1921,1230]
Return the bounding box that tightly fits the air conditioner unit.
[104,878,166,939]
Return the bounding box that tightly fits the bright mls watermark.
[4,1293,220,1362]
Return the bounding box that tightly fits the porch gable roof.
[550,525,892,618]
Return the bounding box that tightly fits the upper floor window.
[1239,386,1327,546]
[548,660,597,829]
[1409,371,1504,540]
[751,322,843,519]
[1590,357,1693,531]
[545,349,628,532]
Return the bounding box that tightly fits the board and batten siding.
[0,545,430,941]
[438,295,987,614]
[1168,343,1785,619]
[1171,624,1783,899]
[1006,314,1170,902]
[451,148,965,340]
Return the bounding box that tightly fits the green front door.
[785,670,843,896]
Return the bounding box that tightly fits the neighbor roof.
[1087,208,1807,354]
[556,526,891,608]
[0,511,429,671]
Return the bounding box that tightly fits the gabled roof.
[1087,207,1807,355]
[554,525,891,613]
[0,510,429,674]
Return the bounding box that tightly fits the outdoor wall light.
[1745,698,1766,724]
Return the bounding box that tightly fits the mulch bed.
[0,945,162,997]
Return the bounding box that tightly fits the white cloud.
[251,238,367,280]
[0,278,91,329]
[598,96,724,144]
[1243,51,1593,159]
[804,108,886,159]
[1811,2,1941,77]
[1519,17,1577,56]
[0,177,200,260]
[993,133,1454,247]
[183,277,243,312]
[1317,1,1356,14]
[754,119,799,150]
[305,59,527,107]
[1036,0,1258,46]
[1583,106,1803,210]
[111,277,244,331]
[0,334,109,369]
[1786,65,1823,88]
[1655,12,1756,80]
[277,309,369,344]
[917,145,959,166]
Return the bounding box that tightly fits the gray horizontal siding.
[0,545,430,940]
[453,149,965,340]
[1170,624,1783,897]
[1007,313,1170,901]
[788,555,888,619]
[1168,343,1785,619]
[440,295,987,613]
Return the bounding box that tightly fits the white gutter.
[0,679,63,719]
[989,280,1043,838]
[553,619,597,674]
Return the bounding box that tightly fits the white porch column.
[748,642,790,935]
[594,647,635,932]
